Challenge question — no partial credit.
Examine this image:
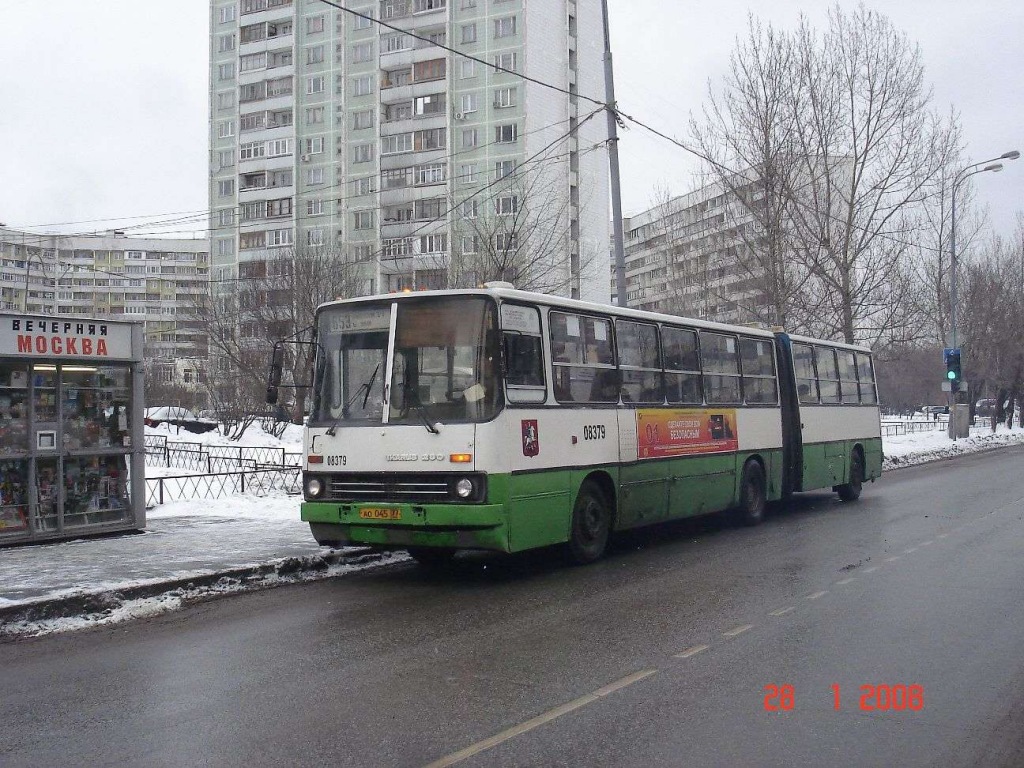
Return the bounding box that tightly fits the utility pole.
[601,0,627,308]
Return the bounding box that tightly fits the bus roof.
[318,286,870,348]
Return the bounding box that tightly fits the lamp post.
[946,150,1019,440]
[950,150,1020,353]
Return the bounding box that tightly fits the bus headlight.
[306,476,324,498]
[455,478,474,498]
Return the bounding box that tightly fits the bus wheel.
[837,450,864,502]
[737,460,767,526]
[568,481,612,564]
[407,547,456,569]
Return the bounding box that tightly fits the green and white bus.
[283,284,882,564]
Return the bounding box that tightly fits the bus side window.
[503,333,544,386]
[816,346,841,404]
[856,353,877,403]
[792,343,818,404]
[838,350,860,404]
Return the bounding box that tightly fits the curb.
[0,546,387,635]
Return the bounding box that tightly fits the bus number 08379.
[583,425,606,441]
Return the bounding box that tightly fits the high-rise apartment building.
[0,228,209,373]
[611,181,769,326]
[209,0,610,301]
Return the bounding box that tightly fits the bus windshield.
[389,297,500,425]
[313,296,501,426]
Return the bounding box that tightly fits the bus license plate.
[359,508,402,520]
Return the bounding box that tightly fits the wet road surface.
[3,446,1024,767]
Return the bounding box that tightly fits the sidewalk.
[3,423,1023,639]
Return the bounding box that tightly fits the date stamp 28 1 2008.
[763,684,924,712]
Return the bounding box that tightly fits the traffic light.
[945,348,961,392]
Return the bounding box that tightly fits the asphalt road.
[3,446,1024,768]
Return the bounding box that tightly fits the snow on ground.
[2,419,1022,638]
[145,421,303,448]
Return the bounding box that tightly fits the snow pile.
[144,421,302,448]
[883,423,1024,470]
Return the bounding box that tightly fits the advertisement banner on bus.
[636,408,739,458]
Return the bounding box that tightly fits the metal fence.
[145,467,301,507]
[880,420,948,437]
[145,434,301,472]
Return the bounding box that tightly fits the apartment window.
[494,86,516,108]
[217,91,236,109]
[217,209,235,226]
[269,229,293,247]
[218,62,236,81]
[459,59,476,79]
[354,245,373,262]
[304,136,325,154]
[494,16,517,38]
[495,123,518,143]
[381,133,413,154]
[267,76,292,96]
[354,176,376,195]
[416,163,445,185]
[419,234,447,254]
[414,93,446,115]
[461,128,478,148]
[217,120,235,139]
[306,15,325,34]
[382,33,410,53]
[461,199,479,218]
[354,9,373,29]
[217,149,235,168]
[307,229,325,246]
[353,75,373,96]
[307,76,324,94]
[382,168,412,188]
[307,199,325,216]
[383,238,413,257]
[268,138,292,156]
[494,159,515,179]
[493,52,517,73]
[241,200,266,220]
[496,195,518,215]
[352,110,374,130]
[268,198,293,218]
[461,236,479,253]
[307,167,324,185]
[354,211,374,230]
[306,45,324,65]
[459,163,476,184]
[460,93,478,114]
[413,59,445,82]
[413,0,446,10]
[352,42,374,63]
[306,106,324,125]
[495,233,518,252]
[415,128,446,150]
[461,23,477,44]
[239,140,265,160]
[268,49,293,67]
[239,232,266,250]
[270,168,293,187]
[218,34,236,53]
[353,143,374,163]
[216,238,234,257]
[461,0,476,7]
[220,5,237,23]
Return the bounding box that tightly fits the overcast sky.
[1,1,1020,242]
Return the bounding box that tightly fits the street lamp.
[949,150,1020,353]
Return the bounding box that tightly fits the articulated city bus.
[276,284,881,565]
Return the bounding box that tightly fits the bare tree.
[194,244,367,438]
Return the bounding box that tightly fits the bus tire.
[407,547,456,569]
[737,460,767,526]
[837,449,864,502]
[568,480,612,564]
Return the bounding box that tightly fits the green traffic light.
[946,370,956,380]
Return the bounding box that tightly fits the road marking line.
[422,669,658,768]
[864,567,878,573]
[769,606,795,616]
[904,547,918,554]
[723,624,754,637]
[674,644,710,659]
[836,578,855,585]
[885,556,901,562]
[938,533,949,539]
[920,540,934,546]
[806,590,828,600]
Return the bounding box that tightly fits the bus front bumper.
[301,501,509,552]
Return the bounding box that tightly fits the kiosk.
[0,313,145,545]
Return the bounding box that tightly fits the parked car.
[918,405,948,418]
[143,406,218,434]
[975,399,997,417]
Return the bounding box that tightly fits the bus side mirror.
[266,344,284,405]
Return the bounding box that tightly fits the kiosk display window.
[0,364,29,449]
[35,458,60,533]
[0,459,29,536]
[63,455,130,528]
[32,367,58,423]
[61,366,132,450]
